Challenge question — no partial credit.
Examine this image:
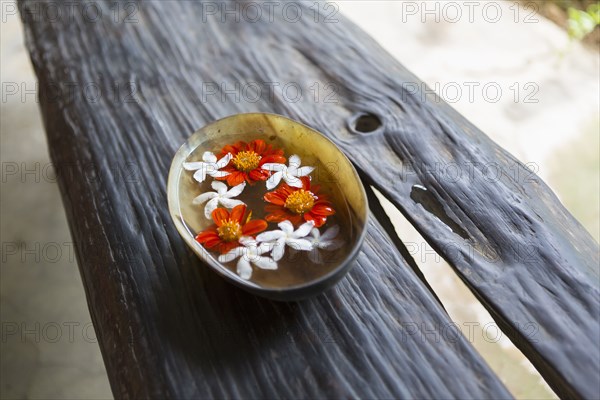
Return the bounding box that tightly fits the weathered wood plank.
[123,2,599,397]
[293,13,600,400]
[20,0,514,399]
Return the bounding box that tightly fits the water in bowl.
[178,133,358,288]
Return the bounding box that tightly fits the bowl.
[167,113,368,300]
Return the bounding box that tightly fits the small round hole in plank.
[348,112,383,134]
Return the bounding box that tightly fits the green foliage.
[567,3,600,40]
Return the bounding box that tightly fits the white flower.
[262,154,315,190]
[183,151,232,183]
[308,225,343,264]
[218,237,277,280]
[193,181,245,219]
[256,220,314,261]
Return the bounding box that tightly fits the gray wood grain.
[19,0,599,398]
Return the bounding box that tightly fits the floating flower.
[308,225,343,264]
[193,181,246,219]
[183,151,232,183]
[217,139,286,186]
[263,176,334,227]
[262,154,315,190]
[218,237,277,280]
[256,220,314,261]
[196,204,267,254]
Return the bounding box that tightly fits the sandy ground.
[1,0,598,398]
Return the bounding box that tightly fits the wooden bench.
[20,0,599,398]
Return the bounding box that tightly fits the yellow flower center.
[285,189,315,214]
[217,219,242,242]
[232,151,261,172]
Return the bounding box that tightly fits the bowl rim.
[167,112,369,296]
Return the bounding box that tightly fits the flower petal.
[183,161,204,171]
[193,168,207,183]
[288,155,301,167]
[226,171,247,186]
[218,247,242,263]
[284,174,303,188]
[304,212,327,227]
[286,165,298,175]
[266,210,302,225]
[228,204,246,223]
[263,191,286,206]
[203,237,222,248]
[236,257,253,280]
[250,139,266,154]
[253,256,278,270]
[312,203,335,216]
[204,197,220,219]
[196,229,219,245]
[261,155,286,165]
[256,230,285,242]
[321,225,340,241]
[308,248,322,264]
[239,236,256,247]
[296,166,315,176]
[222,142,243,155]
[286,238,313,251]
[249,169,269,182]
[257,242,275,254]
[212,207,230,226]
[202,151,217,163]
[242,219,268,236]
[299,176,311,190]
[262,163,285,172]
[219,198,245,209]
[216,152,232,168]
[209,170,230,178]
[293,221,315,238]
[211,181,228,194]
[264,204,284,213]
[310,227,321,240]
[192,191,218,205]
[226,182,246,198]
[266,171,283,190]
[321,238,344,251]
[218,241,240,254]
[278,220,294,234]
[271,239,286,261]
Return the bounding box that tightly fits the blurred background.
[1,0,598,399]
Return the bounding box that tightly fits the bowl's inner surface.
[171,114,366,289]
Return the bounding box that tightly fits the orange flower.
[263,177,335,228]
[217,139,285,186]
[196,204,267,254]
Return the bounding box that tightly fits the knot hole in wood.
[348,112,383,135]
